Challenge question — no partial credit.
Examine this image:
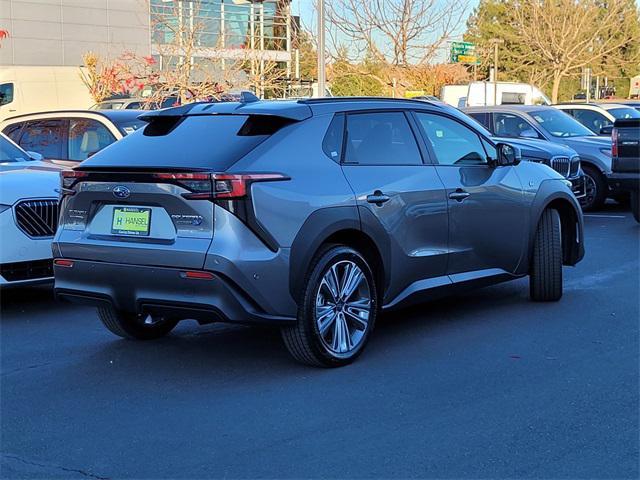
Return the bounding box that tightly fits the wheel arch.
[289,206,388,303]
[529,188,584,268]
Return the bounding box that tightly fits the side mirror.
[26,151,43,161]
[599,125,613,136]
[496,143,521,166]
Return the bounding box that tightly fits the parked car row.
[0,98,635,291]
[1,96,636,367]
[464,105,616,211]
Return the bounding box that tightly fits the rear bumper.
[54,260,296,326]
[608,172,640,193]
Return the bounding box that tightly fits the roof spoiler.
[138,91,261,122]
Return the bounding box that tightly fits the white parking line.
[584,214,627,218]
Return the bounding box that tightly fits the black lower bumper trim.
[54,260,296,326]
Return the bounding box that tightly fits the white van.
[441,82,550,108]
[0,66,93,122]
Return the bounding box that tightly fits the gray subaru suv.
[53,97,584,367]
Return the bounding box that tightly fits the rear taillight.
[213,174,287,198]
[152,172,212,197]
[60,170,89,195]
[611,127,618,158]
[152,172,288,200]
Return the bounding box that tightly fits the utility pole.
[317,0,326,97]
[489,39,503,105]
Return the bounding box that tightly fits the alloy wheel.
[315,260,372,355]
[582,173,597,209]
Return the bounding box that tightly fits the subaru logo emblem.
[113,186,130,199]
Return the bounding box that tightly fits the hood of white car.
[0,161,61,205]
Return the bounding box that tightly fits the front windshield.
[530,109,595,137]
[608,107,640,120]
[0,135,32,163]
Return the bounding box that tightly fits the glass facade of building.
[150,0,288,52]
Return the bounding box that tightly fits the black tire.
[631,190,640,223]
[581,165,607,211]
[530,208,563,302]
[281,245,378,367]
[97,306,178,340]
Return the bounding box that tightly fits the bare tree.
[325,0,468,66]
[148,0,291,101]
[511,0,640,103]
[82,0,292,104]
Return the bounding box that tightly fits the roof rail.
[298,96,442,107]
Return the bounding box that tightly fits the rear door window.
[343,112,423,165]
[19,119,66,159]
[572,109,610,133]
[68,118,117,161]
[467,112,492,131]
[80,114,287,170]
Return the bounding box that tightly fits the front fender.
[522,179,585,272]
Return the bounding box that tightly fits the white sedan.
[0,133,62,287]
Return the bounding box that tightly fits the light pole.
[489,38,504,105]
[317,0,326,97]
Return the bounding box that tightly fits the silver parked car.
[464,105,615,211]
[53,97,584,367]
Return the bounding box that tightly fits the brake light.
[151,172,288,200]
[611,127,618,158]
[60,170,89,193]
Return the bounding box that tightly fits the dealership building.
[0,0,294,72]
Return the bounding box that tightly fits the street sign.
[451,41,480,65]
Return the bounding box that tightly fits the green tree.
[465,0,640,102]
[329,48,388,96]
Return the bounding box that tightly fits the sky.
[292,0,482,62]
[293,0,481,35]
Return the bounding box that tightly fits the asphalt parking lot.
[1,204,638,479]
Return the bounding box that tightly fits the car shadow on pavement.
[0,284,56,314]
[62,280,532,382]
[2,272,556,378]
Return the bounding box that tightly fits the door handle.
[366,191,390,206]
[449,189,470,202]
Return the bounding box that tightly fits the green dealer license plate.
[111,207,151,236]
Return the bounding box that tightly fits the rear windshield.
[79,115,282,170]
